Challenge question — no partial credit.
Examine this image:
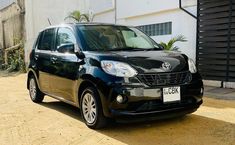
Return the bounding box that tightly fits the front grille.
[137,71,192,86]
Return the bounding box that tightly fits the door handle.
[35,54,39,60]
[51,57,58,63]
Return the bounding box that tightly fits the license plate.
[163,87,181,103]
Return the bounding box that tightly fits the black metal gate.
[197,0,235,82]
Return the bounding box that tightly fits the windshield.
[77,25,160,51]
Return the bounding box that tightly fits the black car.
[27,23,203,129]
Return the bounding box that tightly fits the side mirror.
[57,43,75,53]
[75,51,85,59]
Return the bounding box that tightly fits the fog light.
[116,95,124,103]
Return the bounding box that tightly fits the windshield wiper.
[109,47,144,51]
[144,47,162,51]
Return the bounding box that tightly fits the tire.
[29,75,44,103]
[80,87,107,129]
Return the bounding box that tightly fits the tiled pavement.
[204,86,235,100]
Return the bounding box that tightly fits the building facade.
[23,0,235,87]
[0,2,24,48]
[79,0,197,60]
[24,0,82,62]
[25,0,197,61]
[0,0,25,65]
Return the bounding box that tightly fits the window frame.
[54,27,79,54]
[33,32,42,50]
[77,25,160,51]
[36,28,56,51]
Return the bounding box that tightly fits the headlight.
[101,60,137,77]
[188,58,197,73]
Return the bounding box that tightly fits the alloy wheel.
[29,78,37,100]
[82,93,97,124]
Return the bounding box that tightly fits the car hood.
[86,50,188,73]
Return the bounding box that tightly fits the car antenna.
[47,18,52,26]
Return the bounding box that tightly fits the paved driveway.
[0,74,234,145]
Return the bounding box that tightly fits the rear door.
[49,27,80,102]
[35,28,56,93]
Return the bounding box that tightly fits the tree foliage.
[159,35,187,51]
[64,10,90,22]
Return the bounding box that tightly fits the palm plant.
[159,35,187,51]
[64,10,90,22]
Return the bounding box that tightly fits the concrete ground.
[0,73,234,145]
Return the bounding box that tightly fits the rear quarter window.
[38,28,55,51]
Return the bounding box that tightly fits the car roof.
[40,22,132,32]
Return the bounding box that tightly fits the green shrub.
[159,35,187,51]
[6,43,26,73]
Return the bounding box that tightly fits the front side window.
[38,28,55,51]
[56,27,76,50]
[77,25,160,51]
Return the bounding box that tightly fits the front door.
[50,27,80,102]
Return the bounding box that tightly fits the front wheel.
[29,76,44,103]
[80,87,107,129]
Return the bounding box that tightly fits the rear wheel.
[29,76,44,103]
[80,87,107,129]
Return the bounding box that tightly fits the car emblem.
[162,62,171,71]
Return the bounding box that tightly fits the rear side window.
[38,28,55,51]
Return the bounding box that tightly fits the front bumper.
[98,73,204,120]
[111,99,202,122]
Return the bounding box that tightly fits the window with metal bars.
[137,22,172,36]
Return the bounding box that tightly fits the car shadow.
[39,100,235,145]
[98,115,235,145]
[39,100,187,127]
[39,101,83,122]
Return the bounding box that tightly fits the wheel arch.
[78,80,96,104]
[27,69,40,90]
[77,74,110,117]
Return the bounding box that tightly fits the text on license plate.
[163,87,181,103]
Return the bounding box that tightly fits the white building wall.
[93,11,115,23]
[120,9,197,61]
[181,0,197,16]
[25,0,197,62]
[89,0,114,14]
[116,0,179,19]
[85,0,197,60]
[24,0,81,62]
